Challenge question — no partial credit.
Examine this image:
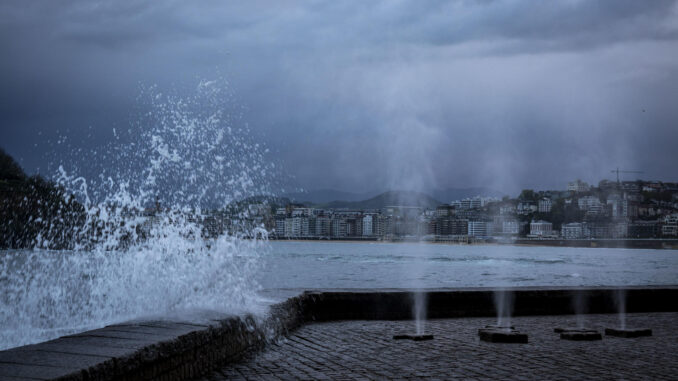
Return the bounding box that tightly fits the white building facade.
[530,220,553,237]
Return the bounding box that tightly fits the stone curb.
[0,296,307,381]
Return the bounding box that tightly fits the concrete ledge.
[1,286,677,381]
[302,286,678,321]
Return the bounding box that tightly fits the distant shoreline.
[269,237,678,250]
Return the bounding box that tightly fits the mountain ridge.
[284,187,503,206]
[310,190,441,210]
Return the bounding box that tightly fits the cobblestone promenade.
[200,312,678,380]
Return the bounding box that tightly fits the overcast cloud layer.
[1,0,678,195]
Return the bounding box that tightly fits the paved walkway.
[200,312,678,380]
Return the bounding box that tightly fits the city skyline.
[247,177,678,242]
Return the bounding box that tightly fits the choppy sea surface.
[260,241,678,289]
[1,242,677,350]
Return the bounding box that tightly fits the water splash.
[573,289,588,328]
[0,79,275,350]
[413,290,427,335]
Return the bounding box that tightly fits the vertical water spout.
[573,289,588,328]
[414,290,427,335]
[616,288,626,330]
[494,288,513,328]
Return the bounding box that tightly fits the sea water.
[260,241,678,289]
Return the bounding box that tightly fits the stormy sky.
[1,0,677,195]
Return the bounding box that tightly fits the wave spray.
[0,80,275,350]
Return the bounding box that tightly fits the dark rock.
[560,329,602,341]
[605,328,652,338]
[554,327,598,334]
[478,328,528,343]
[393,334,434,341]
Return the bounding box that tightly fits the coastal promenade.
[207,312,678,380]
[1,287,677,380]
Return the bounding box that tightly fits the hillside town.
[3,140,678,249]
[239,179,678,243]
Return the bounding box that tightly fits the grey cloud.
[1,1,677,195]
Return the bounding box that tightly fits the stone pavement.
[200,312,678,380]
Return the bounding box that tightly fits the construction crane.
[611,168,644,185]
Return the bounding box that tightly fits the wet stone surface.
[199,312,678,380]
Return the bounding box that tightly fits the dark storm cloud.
[1,0,678,195]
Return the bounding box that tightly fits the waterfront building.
[362,214,374,236]
[610,221,629,238]
[628,220,660,238]
[620,181,641,193]
[567,179,590,193]
[662,214,678,236]
[607,196,633,218]
[275,218,285,237]
[471,197,482,209]
[517,202,537,215]
[638,204,659,218]
[284,217,301,237]
[382,206,422,219]
[501,219,520,235]
[499,205,516,215]
[582,222,611,239]
[598,180,618,192]
[301,217,310,237]
[450,200,462,209]
[374,215,388,237]
[436,218,468,236]
[291,207,313,217]
[436,204,455,217]
[394,217,423,236]
[588,204,605,216]
[538,198,552,213]
[578,196,602,211]
[468,220,493,237]
[561,222,583,239]
[529,220,553,237]
[456,197,487,210]
[315,216,331,237]
[625,192,643,202]
[455,209,483,220]
[578,196,604,215]
[307,217,316,237]
[345,217,362,236]
[331,218,347,237]
[642,182,662,192]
